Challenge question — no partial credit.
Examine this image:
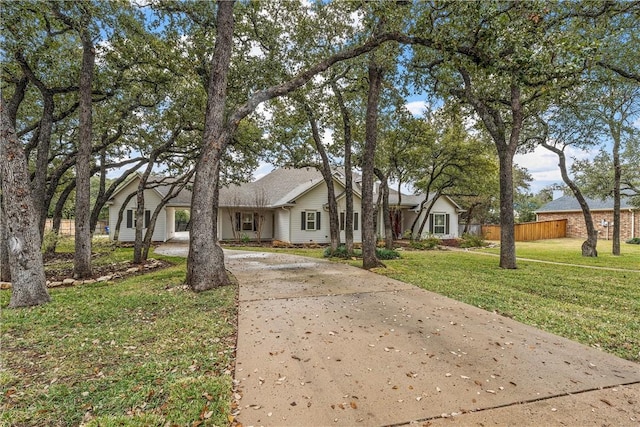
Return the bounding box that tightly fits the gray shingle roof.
[218,167,324,207]
[535,195,634,213]
[112,168,431,210]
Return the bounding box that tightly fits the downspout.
[632,208,635,238]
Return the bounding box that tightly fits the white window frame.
[305,211,317,231]
[433,213,446,234]
[241,212,254,231]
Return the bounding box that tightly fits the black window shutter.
[145,210,151,228]
[253,213,258,231]
[316,212,321,230]
[340,212,345,231]
[126,210,133,228]
[429,213,434,233]
[353,212,359,231]
[445,214,450,234]
[301,211,306,230]
[235,212,241,231]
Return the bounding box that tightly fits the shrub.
[324,246,400,260]
[375,248,401,260]
[324,245,361,259]
[459,233,487,248]
[409,237,440,250]
[626,237,640,245]
[41,230,60,253]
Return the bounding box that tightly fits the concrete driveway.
[155,244,640,426]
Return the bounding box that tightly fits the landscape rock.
[62,278,75,285]
[48,282,64,288]
[96,275,112,282]
[1,282,12,290]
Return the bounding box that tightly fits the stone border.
[0,259,165,290]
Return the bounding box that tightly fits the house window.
[127,209,150,228]
[242,212,254,231]
[301,211,321,231]
[340,212,359,231]
[430,213,450,235]
[235,212,256,231]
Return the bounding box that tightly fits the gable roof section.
[535,195,634,213]
[218,167,322,207]
[107,173,194,208]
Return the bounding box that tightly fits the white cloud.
[514,145,598,192]
[321,128,334,146]
[253,161,274,181]
[404,101,428,116]
[247,40,265,58]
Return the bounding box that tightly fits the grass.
[479,238,640,270]
[1,246,237,426]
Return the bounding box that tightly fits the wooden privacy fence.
[44,219,109,236]
[482,219,567,241]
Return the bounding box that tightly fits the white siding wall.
[108,179,167,242]
[273,209,290,242]
[409,197,459,238]
[287,179,363,244]
[289,184,330,244]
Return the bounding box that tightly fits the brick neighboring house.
[535,195,639,241]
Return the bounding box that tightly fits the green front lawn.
[1,252,237,426]
[479,238,640,270]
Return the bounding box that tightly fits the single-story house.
[535,195,639,241]
[107,168,464,243]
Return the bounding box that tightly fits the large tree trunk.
[187,0,235,292]
[362,60,385,270]
[186,7,397,287]
[497,149,517,269]
[611,120,621,255]
[542,142,597,257]
[0,202,11,282]
[73,27,95,279]
[456,69,519,269]
[1,97,50,307]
